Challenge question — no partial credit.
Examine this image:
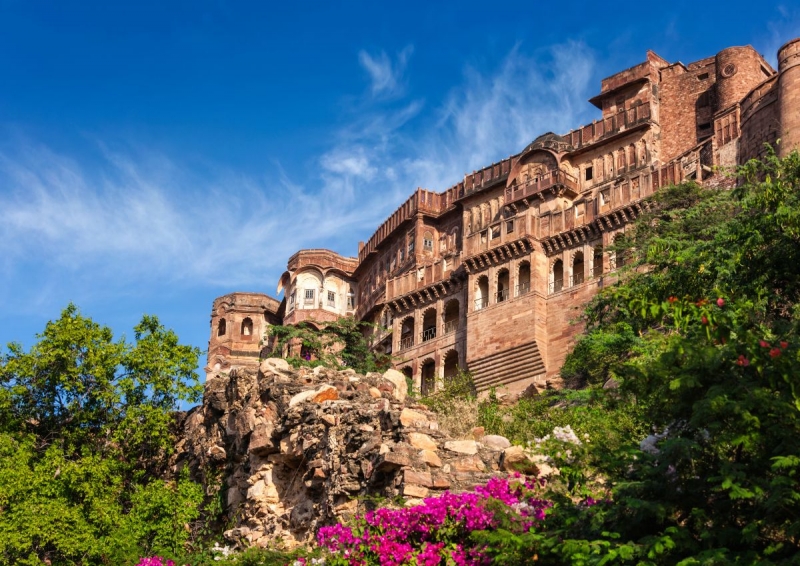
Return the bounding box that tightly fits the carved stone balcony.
[504,169,579,206]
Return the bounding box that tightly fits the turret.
[778,38,800,156]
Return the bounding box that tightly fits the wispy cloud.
[327,40,598,203]
[757,4,800,67]
[358,46,413,97]
[0,40,596,307]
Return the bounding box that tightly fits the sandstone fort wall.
[208,38,800,395]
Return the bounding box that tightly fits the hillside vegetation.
[466,149,800,563]
[2,151,799,565]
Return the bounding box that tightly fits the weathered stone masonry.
[208,38,800,395]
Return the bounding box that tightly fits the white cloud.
[338,40,597,197]
[358,46,413,97]
[757,5,800,67]
[0,40,597,303]
[320,146,376,179]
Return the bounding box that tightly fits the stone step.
[471,354,544,386]
[468,341,546,391]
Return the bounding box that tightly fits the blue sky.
[1,0,798,376]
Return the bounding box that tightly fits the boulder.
[480,434,511,451]
[407,432,438,451]
[382,368,408,402]
[444,440,478,455]
[399,408,429,427]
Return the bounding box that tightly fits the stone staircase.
[468,340,546,392]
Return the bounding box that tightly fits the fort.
[206,37,800,395]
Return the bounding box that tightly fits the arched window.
[421,359,436,396]
[399,317,414,350]
[475,275,489,310]
[443,299,459,334]
[614,234,629,268]
[422,308,437,342]
[423,231,433,252]
[593,245,603,277]
[629,144,637,168]
[241,317,253,337]
[443,350,459,383]
[217,318,226,337]
[551,260,564,293]
[517,262,531,296]
[496,269,510,302]
[572,252,585,286]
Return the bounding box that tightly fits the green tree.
[0,305,205,565]
[268,317,391,374]
[508,150,800,563]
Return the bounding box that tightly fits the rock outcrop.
[175,360,532,549]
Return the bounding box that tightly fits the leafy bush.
[419,370,479,438]
[268,318,391,374]
[316,476,551,565]
[0,305,205,565]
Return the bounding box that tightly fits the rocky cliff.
[175,359,544,549]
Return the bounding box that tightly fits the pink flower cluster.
[136,558,175,566]
[317,476,550,565]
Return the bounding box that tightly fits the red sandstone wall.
[659,58,717,163]
[778,38,800,156]
[543,280,600,379]
[464,292,538,363]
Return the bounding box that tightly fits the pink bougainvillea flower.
[770,348,782,359]
[701,315,709,325]
[759,340,770,348]
[780,341,789,349]
[736,355,750,367]
[717,297,725,307]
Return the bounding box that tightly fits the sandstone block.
[382,368,408,402]
[403,469,433,487]
[368,387,382,398]
[288,389,317,407]
[400,408,429,427]
[403,484,429,498]
[480,435,511,451]
[452,455,486,472]
[247,480,265,499]
[312,384,339,403]
[419,449,442,468]
[375,451,412,471]
[249,424,276,455]
[260,358,290,374]
[431,475,450,489]
[501,445,539,474]
[444,440,478,455]
[407,432,438,451]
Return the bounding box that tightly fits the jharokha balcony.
[504,169,579,206]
